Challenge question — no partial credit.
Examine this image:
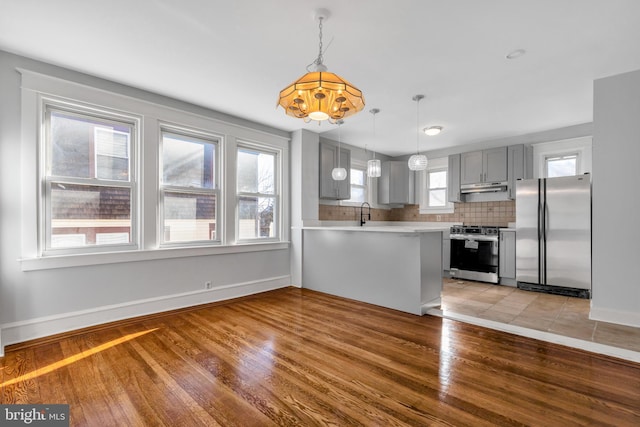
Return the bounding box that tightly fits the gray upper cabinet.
[460,147,508,185]
[378,161,414,204]
[319,142,351,200]
[448,154,461,202]
[507,144,533,199]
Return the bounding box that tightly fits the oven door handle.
[450,235,499,242]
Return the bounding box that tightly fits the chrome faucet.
[360,202,371,226]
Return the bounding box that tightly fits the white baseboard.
[0,275,291,355]
[589,306,640,328]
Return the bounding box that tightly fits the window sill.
[19,241,290,271]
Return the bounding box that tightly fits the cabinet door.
[483,147,508,182]
[460,151,483,184]
[507,145,524,199]
[319,143,351,200]
[448,154,461,202]
[378,161,412,204]
[336,147,351,199]
[499,230,516,279]
[443,238,451,272]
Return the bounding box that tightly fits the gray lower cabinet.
[442,237,451,273]
[319,142,351,200]
[378,161,414,204]
[499,230,516,285]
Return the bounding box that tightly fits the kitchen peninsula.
[301,226,443,315]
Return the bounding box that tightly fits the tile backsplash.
[319,200,515,227]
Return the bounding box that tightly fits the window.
[545,153,578,178]
[419,157,454,214]
[237,145,278,241]
[427,169,447,207]
[43,105,136,253]
[345,166,367,204]
[160,129,219,244]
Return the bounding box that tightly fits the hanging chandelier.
[408,95,428,171]
[277,9,365,123]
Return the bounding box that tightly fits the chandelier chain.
[317,17,324,67]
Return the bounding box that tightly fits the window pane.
[546,156,577,178]
[429,170,447,189]
[429,189,447,207]
[163,191,217,242]
[162,132,215,189]
[238,196,276,239]
[50,110,131,181]
[50,183,131,248]
[350,169,365,186]
[348,187,366,203]
[237,148,275,194]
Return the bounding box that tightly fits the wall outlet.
[436,215,442,221]
[205,281,212,289]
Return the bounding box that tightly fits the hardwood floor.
[2,287,639,426]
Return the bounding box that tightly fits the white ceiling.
[2,0,640,156]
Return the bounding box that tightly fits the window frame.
[19,69,290,271]
[418,157,454,214]
[235,141,281,243]
[159,125,222,247]
[544,152,579,178]
[41,99,140,256]
[339,160,369,207]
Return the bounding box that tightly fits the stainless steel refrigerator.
[515,175,591,298]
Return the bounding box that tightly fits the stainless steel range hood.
[460,181,508,194]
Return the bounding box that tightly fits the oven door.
[450,235,499,282]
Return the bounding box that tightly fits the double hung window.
[160,129,220,244]
[43,105,137,253]
[236,144,278,240]
[345,166,367,204]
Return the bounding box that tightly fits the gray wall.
[0,51,291,352]
[592,69,640,326]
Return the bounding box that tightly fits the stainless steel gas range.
[449,225,501,284]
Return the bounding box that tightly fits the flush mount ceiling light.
[277,9,365,123]
[506,48,526,60]
[331,119,347,180]
[408,95,428,171]
[423,125,443,136]
[367,108,381,178]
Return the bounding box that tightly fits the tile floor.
[441,277,640,353]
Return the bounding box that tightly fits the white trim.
[0,275,292,352]
[589,306,640,328]
[428,309,640,363]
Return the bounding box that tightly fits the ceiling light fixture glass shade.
[367,159,381,178]
[408,95,428,171]
[277,9,365,123]
[423,126,443,136]
[332,119,347,180]
[367,108,382,177]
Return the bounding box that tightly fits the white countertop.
[302,225,446,233]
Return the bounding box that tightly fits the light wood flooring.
[2,287,640,426]
[441,278,640,353]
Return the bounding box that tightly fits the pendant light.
[331,119,347,180]
[277,9,365,123]
[367,108,382,178]
[408,94,428,171]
